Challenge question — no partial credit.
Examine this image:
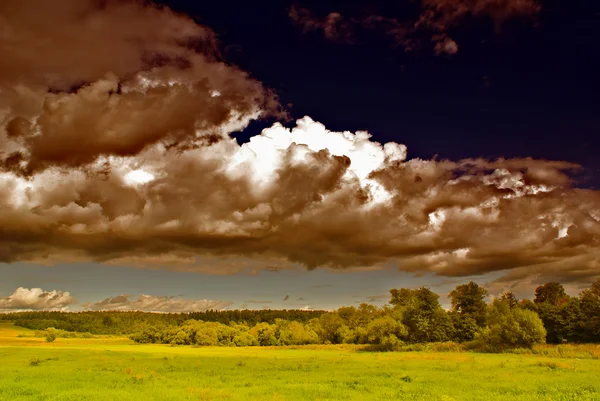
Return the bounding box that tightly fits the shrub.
[366,316,407,348]
[484,302,547,349]
[233,333,258,347]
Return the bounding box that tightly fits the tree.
[485,299,546,349]
[531,282,574,343]
[45,332,56,343]
[233,332,258,346]
[390,288,414,308]
[535,302,564,344]
[559,297,586,343]
[317,313,345,344]
[249,322,278,346]
[499,292,519,309]
[276,320,319,345]
[450,312,479,342]
[449,282,489,327]
[366,316,407,348]
[336,304,380,331]
[579,278,600,342]
[534,282,567,306]
[391,287,454,343]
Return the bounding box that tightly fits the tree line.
[0,309,324,335]
[2,279,599,350]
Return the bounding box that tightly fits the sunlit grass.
[1,323,599,400]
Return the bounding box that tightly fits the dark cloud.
[0,0,215,88]
[0,0,283,175]
[290,0,540,54]
[0,287,77,310]
[83,294,232,312]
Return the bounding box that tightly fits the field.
[0,323,599,401]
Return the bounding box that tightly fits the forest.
[2,279,599,351]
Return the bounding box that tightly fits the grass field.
[1,323,599,400]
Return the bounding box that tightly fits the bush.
[45,333,56,343]
[366,316,407,349]
[484,302,547,349]
[233,333,258,347]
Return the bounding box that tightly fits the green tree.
[336,325,357,344]
[449,312,479,342]
[580,278,600,342]
[391,287,453,343]
[317,313,345,344]
[233,332,258,346]
[449,281,489,327]
[485,299,546,349]
[249,322,278,346]
[366,316,407,348]
[276,320,319,345]
[390,288,414,308]
[532,282,579,343]
[534,302,564,343]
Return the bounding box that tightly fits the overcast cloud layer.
[0,0,598,291]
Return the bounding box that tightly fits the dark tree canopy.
[534,282,568,306]
[449,281,489,327]
[499,292,519,309]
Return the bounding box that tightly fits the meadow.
[1,323,599,401]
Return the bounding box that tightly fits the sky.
[0,0,599,312]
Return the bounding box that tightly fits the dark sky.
[161,0,600,187]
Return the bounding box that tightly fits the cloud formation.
[0,0,282,175]
[83,294,232,313]
[0,0,597,292]
[290,0,540,54]
[0,287,76,311]
[0,113,598,288]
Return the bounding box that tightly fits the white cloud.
[0,287,77,311]
[226,116,406,204]
[124,169,155,186]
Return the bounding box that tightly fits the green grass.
[0,323,599,400]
